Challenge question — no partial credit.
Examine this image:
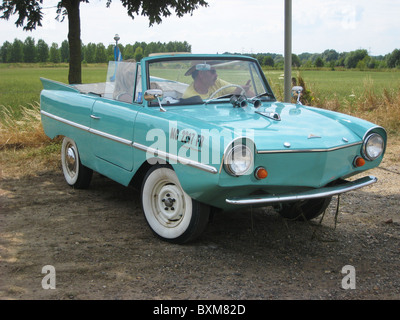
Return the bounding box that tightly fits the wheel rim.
[151,180,186,228]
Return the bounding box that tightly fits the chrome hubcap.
[65,145,77,177]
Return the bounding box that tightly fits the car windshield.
[147,57,274,106]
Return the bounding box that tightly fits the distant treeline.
[245,49,400,70]
[0,37,191,63]
[1,37,400,70]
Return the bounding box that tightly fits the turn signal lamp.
[255,167,268,180]
[354,156,366,168]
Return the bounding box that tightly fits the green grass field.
[0,63,108,116]
[265,69,400,102]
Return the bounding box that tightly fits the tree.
[95,43,107,63]
[1,0,208,84]
[60,40,70,62]
[315,57,324,68]
[322,49,339,62]
[10,38,24,62]
[36,39,49,62]
[23,36,37,62]
[134,46,144,61]
[84,42,96,63]
[292,54,301,68]
[0,41,11,62]
[144,41,166,56]
[106,44,114,61]
[49,43,61,63]
[345,49,368,69]
[263,56,274,67]
[387,49,400,68]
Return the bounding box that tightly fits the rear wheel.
[141,165,210,244]
[61,137,93,189]
[276,197,332,221]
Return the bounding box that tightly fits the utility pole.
[284,0,292,103]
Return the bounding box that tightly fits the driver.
[182,63,252,100]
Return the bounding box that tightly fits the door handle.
[90,115,101,120]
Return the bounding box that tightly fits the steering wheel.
[208,84,245,100]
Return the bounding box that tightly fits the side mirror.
[292,86,303,93]
[144,89,166,112]
[291,86,303,105]
[144,89,163,101]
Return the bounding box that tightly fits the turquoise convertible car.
[40,54,386,243]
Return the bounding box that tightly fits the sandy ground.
[0,137,399,300]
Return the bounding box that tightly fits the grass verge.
[0,102,52,149]
[0,103,61,178]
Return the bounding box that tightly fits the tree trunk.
[64,0,82,84]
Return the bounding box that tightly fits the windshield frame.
[144,55,276,107]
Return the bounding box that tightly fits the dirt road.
[1,140,399,300]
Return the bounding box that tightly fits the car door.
[89,61,141,171]
[90,99,138,171]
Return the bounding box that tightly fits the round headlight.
[363,133,384,161]
[224,144,253,176]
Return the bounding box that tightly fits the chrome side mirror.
[144,89,166,112]
[144,89,163,101]
[292,86,303,105]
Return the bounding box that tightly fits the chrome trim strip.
[226,175,377,205]
[133,142,218,174]
[41,110,90,132]
[362,126,387,142]
[257,141,362,154]
[89,128,132,146]
[41,110,133,146]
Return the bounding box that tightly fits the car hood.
[167,102,369,151]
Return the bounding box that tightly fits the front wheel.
[141,165,210,244]
[61,137,93,189]
[276,197,332,221]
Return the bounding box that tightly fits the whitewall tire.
[141,165,210,244]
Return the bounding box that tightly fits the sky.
[1,0,399,56]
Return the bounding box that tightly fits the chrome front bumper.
[226,176,377,205]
